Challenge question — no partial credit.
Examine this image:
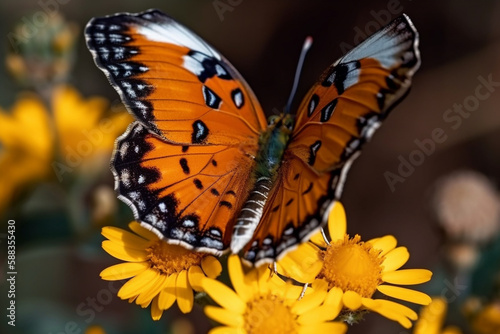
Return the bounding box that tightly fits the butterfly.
[85,9,420,266]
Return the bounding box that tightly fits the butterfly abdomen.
[231,176,273,254]
[230,115,293,254]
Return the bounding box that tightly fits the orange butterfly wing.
[243,14,420,265]
[86,10,266,253]
[112,122,254,251]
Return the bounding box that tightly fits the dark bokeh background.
[1,0,499,333]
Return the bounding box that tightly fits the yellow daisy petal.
[328,201,347,242]
[129,221,159,241]
[323,287,343,319]
[101,226,150,249]
[101,240,147,262]
[100,262,149,280]
[202,278,246,314]
[298,322,347,334]
[158,273,177,310]
[204,306,244,327]
[118,268,159,299]
[256,265,272,295]
[278,242,322,283]
[381,299,418,320]
[312,278,329,291]
[267,273,304,301]
[414,298,447,334]
[227,255,253,302]
[310,230,328,248]
[187,265,205,292]
[201,255,222,279]
[362,298,413,329]
[136,296,152,308]
[382,247,410,272]
[342,290,362,310]
[382,269,432,285]
[150,296,163,321]
[377,285,432,305]
[136,273,169,306]
[298,304,337,324]
[282,281,307,301]
[176,270,194,313]
[291,286,328,315]
[368,235,397,256]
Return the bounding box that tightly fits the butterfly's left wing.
[243,14,420,265]
[85,10,267,254]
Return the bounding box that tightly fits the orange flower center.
[318,235,384,298]
[244,294,298,334]
[146,240,205,276]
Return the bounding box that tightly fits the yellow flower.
[0,93,53,209]
[100,221,222,320]
[471,302,500,334]
[84,325,107,334]
[413,298,462,334]
[0,85,132,209]
[51,86,132,180]
[278,202,433,328]
[202,255,347,334]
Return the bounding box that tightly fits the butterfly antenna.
[285,36,313,114]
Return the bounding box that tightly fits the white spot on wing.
[233,90,243,108]
[182,219,195,228]
[119,142,129,159]
[120,169,131,187]
[136,22,221,60]
[343,66,360,90]
[182,55,204,76]
[137,200,146,211]
[158,202,167,213]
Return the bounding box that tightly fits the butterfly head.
[267,114,294,134]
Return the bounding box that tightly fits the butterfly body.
[86,9,420,266]
[255,114,294,178]
[231,113,294,253]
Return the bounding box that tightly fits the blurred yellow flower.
[413,298,462,334]
[84,325,107,334]
[202,255,347,334]
[51,86,132,181]
[0,85,132,209]
[472,302,500,334]
[278,202,433,328]
[100,221,222,320]
[0,93,53,209]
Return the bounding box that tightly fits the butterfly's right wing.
[242,14,420,265]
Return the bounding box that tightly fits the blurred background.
[0,0,499,333]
